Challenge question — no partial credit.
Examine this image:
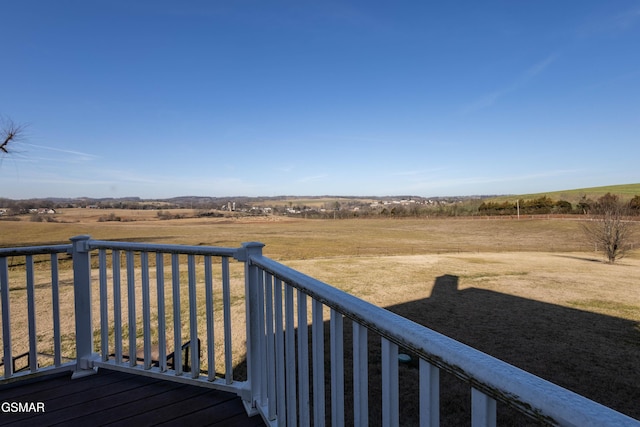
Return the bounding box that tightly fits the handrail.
[0,244,71,256]
[87,239,239,257]
[248,253,640,427]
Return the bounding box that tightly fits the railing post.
[239,241,265,414]
[472,388,497,427]
[70,235,98,378]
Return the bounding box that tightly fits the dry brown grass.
[1,212,638,423]
[0,208,612,256]
[285,252,640,424]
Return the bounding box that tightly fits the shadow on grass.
[232,273,639,425]
[553,254,604,263]
[298,274,640,426]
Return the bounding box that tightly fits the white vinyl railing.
[244,252,640,427]
[0,243,74,379]
[1,236,639,426]
[73,236,251,399]
[0,236,250,400]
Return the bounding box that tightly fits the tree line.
[477,194,640,216]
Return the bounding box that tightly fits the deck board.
[0,369,265,426]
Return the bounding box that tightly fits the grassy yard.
[1,211,638,423]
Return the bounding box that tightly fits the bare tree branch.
[582,193,636,263]
[0,117,27,154]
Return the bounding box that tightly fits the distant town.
[2,191,639,219]
[0,195,495,219]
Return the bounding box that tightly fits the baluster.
[50,253,61,367]
[222,256,233,383]
[257,270,267,405]
[187,254,198,378]
[285,283,297,426]
[98,249,109,362]
[204,255,215,381]
[297,290,310,426]
[274,278,286,424]
[382,338,399,427]
[141,252,151,369]
[172,254,182,375]
[112,250,123,363]
[156,253,167,372]
[126,251,136,368]
[26,255,37,372]
[330,309,344,427]
[471,388,496,427]
[419,359,440,427]
[353,323,368,426]
[264,273,277,421]
[312,298,325,426]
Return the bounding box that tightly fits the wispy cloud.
[581,7,640,35]
[611,7,640,31]
[390,168,446,179]
[461,54,559,114]
[391,170,425,177]
[460,89,508,115]
[274,165,294,173]
[298,174,328,183]
[21,143,99,162]
[521,54,558,81]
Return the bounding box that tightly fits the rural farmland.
[1,209,638,424]
[2,2,639,424]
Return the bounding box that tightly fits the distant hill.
[487,183,640,204]
[2,184,638,208]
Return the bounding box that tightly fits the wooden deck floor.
[0,369,265,426]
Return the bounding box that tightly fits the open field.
[1,208,628,257]
[1,212,639,423]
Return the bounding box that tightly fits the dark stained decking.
[0,369,265,426]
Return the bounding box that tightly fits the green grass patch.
[488,183,640,204]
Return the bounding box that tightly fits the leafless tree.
[1,117,27,156]
[582,193,636,264]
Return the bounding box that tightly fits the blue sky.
[1,1,638,199]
